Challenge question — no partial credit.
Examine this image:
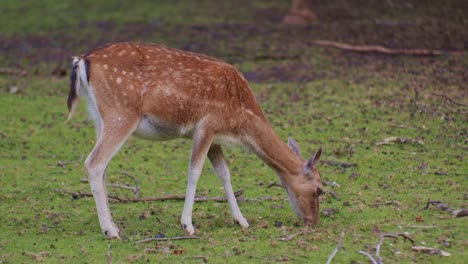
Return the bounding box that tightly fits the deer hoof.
[182,224,196,236]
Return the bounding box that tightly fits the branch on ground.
[359,232,415,264]
[373,201,401,207]
[431,93,468,107]
[321,160,358,168]
[80,172,141,198]
[277,229,310,242]
[310,40,463,56]
[55,189,245,203]
[0,68,28,77]
[411,246,451,257]
[134,236,200,244]
[376,136,424,146]
[424,199,468,217]
[326,229,346,264]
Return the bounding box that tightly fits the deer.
[67,42,323,238]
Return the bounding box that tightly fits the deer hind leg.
[181,130,214,235]
[85,116,138,238]
[208,144,249,228]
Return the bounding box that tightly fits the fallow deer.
[67,42,323,238]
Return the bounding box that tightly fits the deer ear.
[304,147,322,172]
[288,137,301,157]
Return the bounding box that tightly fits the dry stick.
[377,233,415,263]
[424,199,468,218]
[424,200,451,211]
[358,251,377,264]
[360,232,415,264]
[121,172,141,198]
[81,172,140,198]
[321,160,358,168]
[310,40,451,56]
[373,201,401,207]
[431,93,468,107]
[326,229,346,264]
[411,246,451,256]
[277,229,308,241]
[134,236,200,244]
[266,182,282,188]
[0,68,28,76]
[107,243,112,264]
[55,189,248,203]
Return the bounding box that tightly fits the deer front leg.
[181,130,214,235]
[208,144,249,228]
[85,119,137,239]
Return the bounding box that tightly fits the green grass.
[1,1,467,263]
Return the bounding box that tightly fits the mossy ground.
[0,1,466,263]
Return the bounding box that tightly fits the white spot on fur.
[113,67,118,73]
[116,77,122,84]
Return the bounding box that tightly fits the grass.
[0,1,467,263]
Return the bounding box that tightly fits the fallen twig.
[266,182,283,188]
[122,172,141,198]
[373,201,401,207]
[326,229,346,264]
[323,181,341,188]
[376,136,424,146]
[326,190,341,200]
[431,93,468,107]
[277,229,308,242]
[406,225,438,229]
[375,233,415,263]
[0,68,28,76]
[424,199,468,218]
[359,232,415,264]
[107,243,111,264]
[81,172,141,198]
[310,40,454,56]
[411,246,450,256]
[358,250,377,264]
[321,160,357,168]
[134,236,200,244]
[424,200,451,211]
[451,209,468,217]
[55,189,244,203]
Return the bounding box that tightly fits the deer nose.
[316,187,323,196]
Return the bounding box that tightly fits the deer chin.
[285,188,305,222]
[285,187,320,226]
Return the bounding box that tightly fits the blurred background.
[1,0,466,84]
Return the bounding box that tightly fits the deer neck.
[243,116,303,178]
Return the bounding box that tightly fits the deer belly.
[134,115,193,140]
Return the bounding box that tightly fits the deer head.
[286,137,323,225]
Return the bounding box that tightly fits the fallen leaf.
[173,248,187,255]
